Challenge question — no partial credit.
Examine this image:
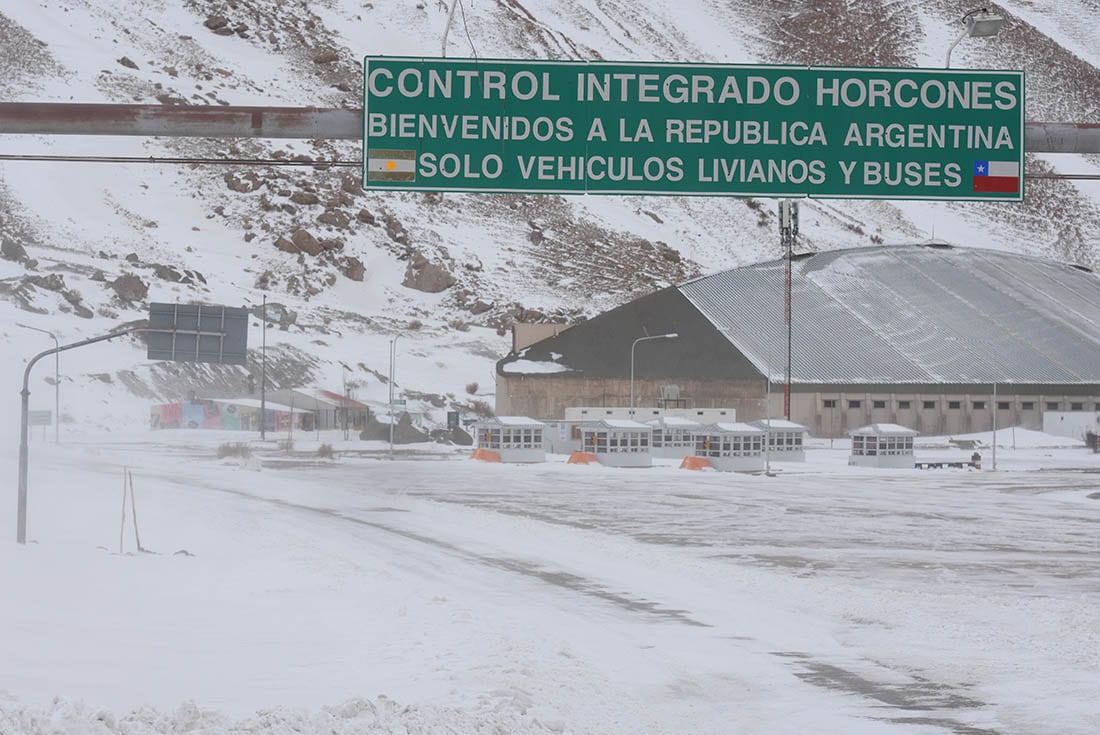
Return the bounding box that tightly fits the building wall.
[496,375,763,421]
[791,390,1099,437]
[499,375,1099,438]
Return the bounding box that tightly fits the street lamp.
[18,324,59,443]
[629,333,678,415]
[945,8,1004,68]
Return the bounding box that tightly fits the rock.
[312,49,340,65]
[153,264,184,282]
[224,171,262,193]
[203,15,228,30]
[656,242,681,263]
[62,290,94,319]
[341,175,362,195]
[291,229,322,256]
[1,238,27,262]
[125,253,140,263]
[274,237,298,254]
[317,209,350,228]
[338,255,365,281]
[290,191,320,205]
[118,56,138,70]
[403,258,456,293]
[356,208,376,225]
[109,273,148,303]
[470,300,492,315]
[25,274,66,292]
[320,238,344,252]
[384,216,408,245]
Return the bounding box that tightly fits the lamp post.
[389,336,399,460]
[260,293,267,441]
[629,333,678,416]
[18,324,59,443]
[945,8,1004,67]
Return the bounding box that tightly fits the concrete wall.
[498,375,1099,438]
[497,375,762,421]
[1043,411,1100,441]
[795,391,1099,437]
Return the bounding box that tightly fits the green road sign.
[29,410,51,426]
[363,57,1024,201]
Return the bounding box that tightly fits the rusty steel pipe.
[1024,122,1100,154]
[0,103,361,139]
[1,104,1099,152]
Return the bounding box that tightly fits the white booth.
[848,424,917,468]
[474,416,547,463]
[693,422,767,473]
[580,420,653,468]
[750,419,808,462]
[647,416,704,459]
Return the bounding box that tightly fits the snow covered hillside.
[2,432,1099,735]
[2,1,1100,429]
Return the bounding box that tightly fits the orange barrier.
[470,448,501,463]
[679,456,713,470]
[567,451,599,465]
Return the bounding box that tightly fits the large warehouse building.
[496,244,1100,438]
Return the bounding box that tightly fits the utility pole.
[260,293,267,441]
[778,200,799,420]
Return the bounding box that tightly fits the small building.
[473,416,547,463]
[693,422,767,473]
[849,424,918,468]
[580,420,653,468]
[647,416,704,459]
[750,419,809,462]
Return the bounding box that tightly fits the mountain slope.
[1,0,1099,429]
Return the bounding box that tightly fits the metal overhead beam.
[0,103,361,139]
[1025,122,1100,154]
[0,103,1099,153]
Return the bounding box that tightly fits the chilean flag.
[973,160,1019,193]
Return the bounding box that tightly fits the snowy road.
[2,438,1098,734]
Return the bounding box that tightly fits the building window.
[1046,401,1060,411]
[1071,402,1084,411]
[823,399,837,408]
[873,400,886,409]
[898,400,911,410]
[973,401,986,410]
[997,401,1010,410]
[1021,402,1035,411]
[923,401,936,409]
[948,401,961,410]
[848,400,862,409]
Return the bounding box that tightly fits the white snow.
[1,428,1098,734]
[501,359,572,374]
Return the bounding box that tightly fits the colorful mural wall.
[150,401,305,431]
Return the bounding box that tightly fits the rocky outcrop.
[291,229,323,256]
[403,253,456,293]
[110,273,149,303]
[2,238,37,268]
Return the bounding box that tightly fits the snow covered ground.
[1,429,1098,734]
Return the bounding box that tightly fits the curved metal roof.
[679,245,1100,385]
